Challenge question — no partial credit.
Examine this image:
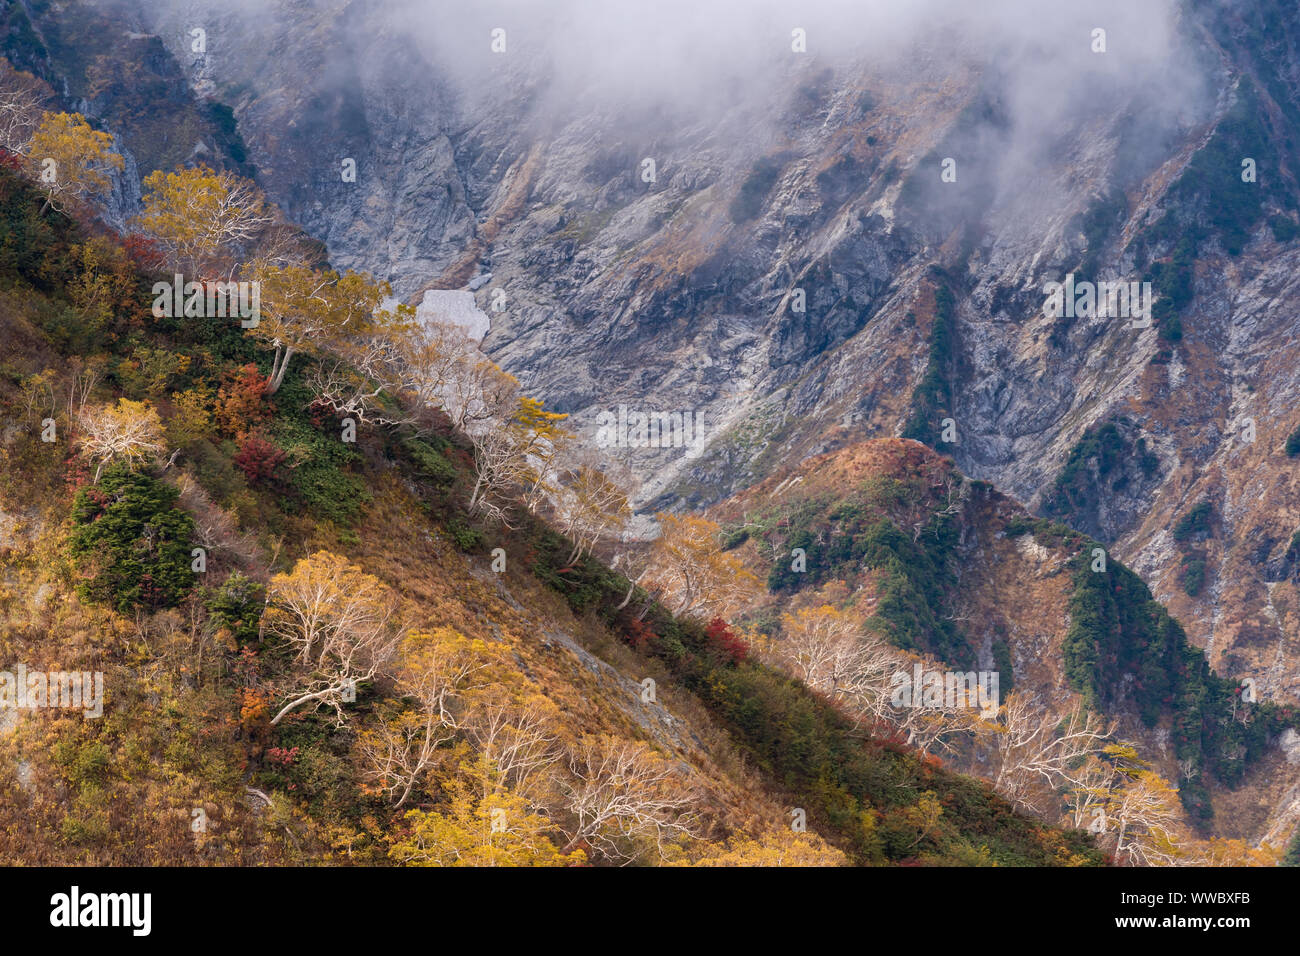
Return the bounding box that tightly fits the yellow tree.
[676,827,848,866]
[902,791,945,849]
[640,514,762,621]
[136,164,273,277]
[507,395,568,485]
[250,264,390,394]
[25,111,122,213]
[467,393,567,526]
[1184,837,1279,867]
[261,551,399,726]
[1073,744,1187,866]
[359,627,496,808]
[519,417,574,516]
[389,768,582,867]
[1108,768,1186,866]
[77,398,167,481]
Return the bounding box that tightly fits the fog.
[127,0,1212,195]
[386,0,1207,128]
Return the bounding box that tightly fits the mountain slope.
[8,0,1299,863]
[79,0,1300,697]
[707,438,1299,853]
[0,165,1101,865]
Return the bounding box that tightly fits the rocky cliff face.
[30,0,1300,769]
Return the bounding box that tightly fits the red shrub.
[267,746,300,768]
[215,364,272,438]
[862,718,910,750]
[62,453,92,493]
[233,431,285,486]
[624,618,659,652]
[306,398,330,429]
[704,617,749,665]
[123,233,165,272]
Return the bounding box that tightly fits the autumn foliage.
[704,617,749,664]
[233,430,285,485]
[0,70,1130,869]
[123,232,165,272]
[214,363,272,438]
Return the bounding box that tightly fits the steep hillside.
[708,438,1299,858]
[63,0,1297,703]
[5,0,1298,867]
[0,166,1101,865]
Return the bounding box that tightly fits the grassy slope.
[0,167,1102,865]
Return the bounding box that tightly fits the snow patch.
[416,290,491,342]
[1280,729,1300,765]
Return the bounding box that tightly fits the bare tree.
[987,693,1113,814]
[553,456,632,564]
[417,331,518,435]
[912,473,968,542]
[462,688,561,802]
[394,320,473,422]
[560,735,701,863]
[77,399,167,480]
[465,396,566,528]
[1064,753,1117,832]
[466,427,526,527]
[360,628,494,807]
[65,359,103,431]
[262,551,400,726]
[174,473,261,571]
[0,60,51,153]
[777,605,896,710]
[305,340,411,426]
